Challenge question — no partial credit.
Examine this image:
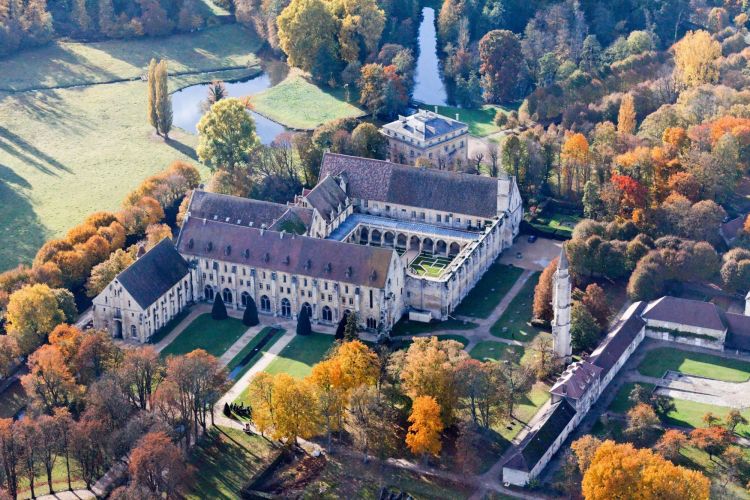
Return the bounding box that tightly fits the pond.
[171,62,290,144]
[413,6,448,106]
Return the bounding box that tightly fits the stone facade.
[551,247,572,362]
[381,110,469,167]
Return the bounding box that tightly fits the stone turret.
[552,245,572,363]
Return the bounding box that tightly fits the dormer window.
[188,238,194,249]
[263,252,270,263]
[283,256,290,265]
[244,249,250,259]
[304,259,312,270]
[345,266,352,278]
[225,245,231,256]
[206,241,213,252]
[325,263,332,273]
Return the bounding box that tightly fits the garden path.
[626,371,750,409]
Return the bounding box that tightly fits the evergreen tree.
[242,296,259,326]
[296,307,311,336]
[335,310,348,340]
[155,59,172,139]
[211,293,228,320]
[344,311,359,341]
[147,58,158,133]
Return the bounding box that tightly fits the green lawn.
[496,384,551,442]
[186,426,279,500]
[249,71,365,130]
[0,25,265,271]
[160,314,248,358]
[18,455,86,499]
[470,340,523,362]
[664,398,750,437]
[226,327,286,379]
[421,104,512,137]
[490,272,544,342]
[607,382,656,414]
[637,348,750,382]
[263,332,336,378]
[529,212,582,239]
[409,254,453,278]
[453,263,524,319]
[390,318,478,336]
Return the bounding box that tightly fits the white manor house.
[93,153,523,342]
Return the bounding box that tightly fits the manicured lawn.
[0,379,27,419]
[263,332,336,378]
[608,382,655,414]
[679,445,750,499]
[0,25,265,271]
[470,340,523,362]
[496,383,550,442]
[490,272,544,342]
[664,398,750,437]
[529,212,582,239]
[410,254,453,278]
[425,104,512,137]
[18,455,86,499]
[637,348,750,382]
[390,317,478,336]
[226,327,286,380]
[186,426,279,500]
[249,71,365,130]
[453,263,524,319]
[160,314,248,358]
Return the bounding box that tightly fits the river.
[413,6,448,105]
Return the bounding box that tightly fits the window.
[369,289,373,308]
[328,295,332,302]
[302,302,312,318]
[437,214,441,223]
[131,325,137,338]
[260,295,271,312]
[367,317,378,329]
[204,285,214,301]
[223,288,233,304]
[322,306,333,322]
[241,291,251,307]
[280,298,291,318]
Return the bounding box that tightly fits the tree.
[17,418,39,500]
[145,223,172,249]
[21,344,78,414]
[335,310,348,340]
[721,446,747,485]
[70,418,108,489]
[618,94,636,135]
[690,426,733,459]
[155,60,172,139]
[673,30,721,88]
[308,358,345,452]
[358,63,408,119]
[6,284,67,355]
[52,408,74,492]
[533,257,557,323]
[527,335,558,380]
[246,372,276,437]
[277,0,340,80]
[129,431,192,498]
[582,283,609,329]
[140,0,172,36]
[343,310,359,341]
[582,440,710,499]
[571,435,602,475]
[655,429,688,462]
[350,123,387,159]
[455,421,482,474]
[561,133,590,197]
[725,409,748,435]
[455,360,506,429]
[335,0,385,64]
[625,403,661,445]
[347,384,398,463]
[405,396,443,459]
[242,296,259,326]
[36,415,59,495]
[479,30,523,103]
[86,248,135,297]
[271,373,319,445]
[703,412,720,427]
[0,336,19,379]
[211,293,228,320]
[147,58,158,133]
[117,346,162,410]
[73,329,120,385]
[296,306,312,336]
[0,419,20,500]
[570,302,600,353]
[498,351,533,420]
[197,98,260,171]
[628,383,651,407]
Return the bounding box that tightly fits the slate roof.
[505,400,577,472]
[549,361,602,400]
[304,176,348,222]
[116,239,190,309]
[642,296,727,332]
[269,207,313,234]
[381,110,467,141]
[724,313,750,351]
[590,301,647,377]
[177,218,394,288]
[188,190,292,229]
[319,153,499,218]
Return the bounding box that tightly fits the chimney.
[434,105,438,113]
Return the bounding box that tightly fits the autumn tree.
[129,431,192,498]
[331,339,379,390]
[73,329,120,385]
[725,409,748,434]
[347,384,398,463]
[358,63,409,119]
[561,133,590,197]
[334,0,385,64]
[70,418,108,490]
[570,302,600,353]
[350,122,387,159]
[582,440,710,499]
[21,344,78,414]
[155,59,172,139]
[405,395,443,460]
[246,372,276,437]
[690,426,733,459]
[479,30,523,103]
[617,94,636,135]
[673,30,721,88]
[197,98,260,171]
[571,435,602,475]
[527,335,558,380]
[0,419,20,500]
[147,58,158,133]
[625,403,661,445]
[145,223,172,249]
[52,408,75,492]
[86,248,135,297]
[117,346,162,410]
[6,284,69,355]
[533,257,557,323]
[35,415,59,495]
[498,350,533,420]
[277,0,340,81]
[655,429,688,462]
[582,283,610,329]
[0,336,19,379]
[271,373,319,445]
[17,418,40,499]
[308,359,345,452]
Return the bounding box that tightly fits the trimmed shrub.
[297,307,312,336]
[212,293,228,320]
[243,296,259,326]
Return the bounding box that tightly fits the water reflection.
[413,7,448,105]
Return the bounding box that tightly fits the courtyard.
[159,313,248,358]
[409,253,455,278]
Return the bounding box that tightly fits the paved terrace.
[327,213,482,243]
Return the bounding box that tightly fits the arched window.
[280,298,291,318]
[204,285,214,301]
[241,291,251,307]
[130,325,137,338]
[302,302,312,318]
[367,317,378,329]
[260,295,271,312]
[322,306,332,322]
[223,288,233,304]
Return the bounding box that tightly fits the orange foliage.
[405,395,443,457]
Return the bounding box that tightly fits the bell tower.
[552,245,572,363]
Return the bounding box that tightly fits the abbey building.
[93,153,523,342]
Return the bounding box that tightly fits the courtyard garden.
[409,253,454,278]
[637,348,750,382]
[160,313,248,358]
[453,262,524,318]
[490,272,544,342]
[248,70,365,130]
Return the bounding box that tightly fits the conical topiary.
[243,296,259,326]
[335,310,349,340]
[296,307,312,336]
[212,293,228,320]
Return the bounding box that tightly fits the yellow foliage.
[405,395,443,457]
[673,30,721,88]
[618,94,636,135]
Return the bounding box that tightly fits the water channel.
[413,6,448,106]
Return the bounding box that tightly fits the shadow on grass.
[0,179,50,271]
[0,124,71,174]
[165,136,198,160]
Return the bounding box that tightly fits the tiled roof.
[725,313,750,351]
[381,110,467,141]
[177,217,394,288]
[117,239,190,309]
[304,176,348,222]
[590,302,647,376]
[269,207,313,234]
[549,361,602,400]
[506,400,577,472]
[188,190,291,229]
[319,153,499,218]
[642,296,727,332]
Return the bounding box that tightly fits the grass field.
[421,104,512,137]
[453,263,524,319]
[263,332,336,378]
[186,426,279,500]
[409,254,453,278]
[637,348,750,382]
[390,317,478,336]
[0,25,264,271]
[249,70,365,130]
[470,340,523,362]
[608,382,656,414]
[160,314,247,358]
[496,383,550,442]
[529,212,582,239]
[490,272,544,342]
[664,398,750,437]
[226,327,286,379]
[18,455,86,499]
